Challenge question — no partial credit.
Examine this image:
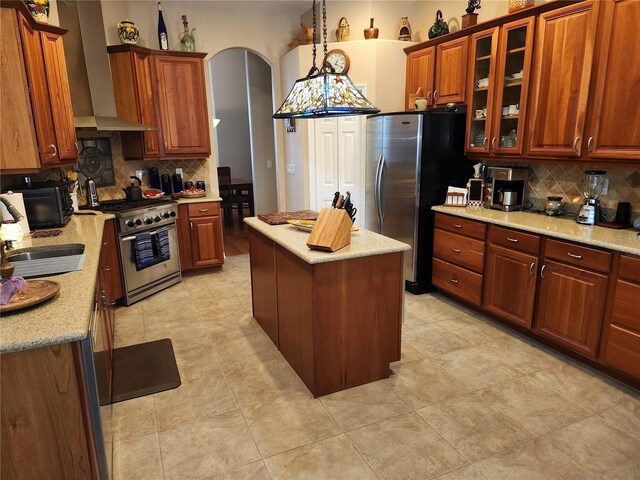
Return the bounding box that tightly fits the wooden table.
[231,178,254,217]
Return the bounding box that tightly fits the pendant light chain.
[322,0,328,57]
[311,0,317,72]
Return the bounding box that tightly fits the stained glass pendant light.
[273,0,380,119]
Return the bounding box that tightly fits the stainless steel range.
[91,199,181,305]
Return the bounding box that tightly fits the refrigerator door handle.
[374,153,383,224]
[377,154,386,222]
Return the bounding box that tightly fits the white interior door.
[314,117,339,210]
[337,116,365,227]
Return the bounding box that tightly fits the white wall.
[210,49,253,180]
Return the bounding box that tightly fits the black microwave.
[11,180,74,229]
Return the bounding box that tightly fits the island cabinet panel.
[526,1,600,158]
[248,229,279,347]
[1,342,96,480]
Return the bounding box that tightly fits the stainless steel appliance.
[365,109,472,293]
[86,199,181,305]
[86,177,100,207]
[577,170,607,225]
[485,167,529,212]
[10,180,74,228]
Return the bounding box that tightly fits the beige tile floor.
[112,255,640,480]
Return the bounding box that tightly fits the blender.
[577,170,606,225]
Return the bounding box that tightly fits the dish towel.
[134,232,154,269]
[155,229,171,261]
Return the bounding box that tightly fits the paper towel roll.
[0,191,31,234]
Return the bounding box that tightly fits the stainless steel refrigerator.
[365,109,472,294]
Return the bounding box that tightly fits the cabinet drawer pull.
[529,262,535,276]
[74,142,79,154]
[164,141,168,150]
[433,90,438,101]
[567,252,583,260]
[48,144,58,158]
[190,222,193,231]
[483,137,488,147]
[587,136,593,153]
[573,136,580,155]
[541,264,546,278]
[451,248,461,253]
[426,91,431,102]
[102,265,111,271]
[198,208,209,212]
[491,137,496,149]
[452,224,462,229]
[450,278,459,284]
[146,142,152,150]
[506,237,519,243]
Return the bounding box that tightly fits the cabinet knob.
[573,136,581,155]
[587,136,594,153]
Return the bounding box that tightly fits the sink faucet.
[0,197,24,222]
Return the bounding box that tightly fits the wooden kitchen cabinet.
[434,37,469,106]
[177,202,224,270]
[99,218,123,303]
[248,228,278,346]
[1,6,77,172]
[527,1,600,158]
[535,239,611,359]
[405,47,435,109]
[483,226,540,328]
[108,45,211,160]
[584,0,640,160]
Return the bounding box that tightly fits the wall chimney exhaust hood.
[58,0,155,132]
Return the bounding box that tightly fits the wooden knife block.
[306,208,352,252]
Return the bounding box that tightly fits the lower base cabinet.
[178,202,225,270]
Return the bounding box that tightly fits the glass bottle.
[179,15,195,52]
[157,2,168,50]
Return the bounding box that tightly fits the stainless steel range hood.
[58,0,155,132]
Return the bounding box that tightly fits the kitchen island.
[244,217,410,397]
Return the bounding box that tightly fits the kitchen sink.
[7,243,86,278]
[7,243,85,262]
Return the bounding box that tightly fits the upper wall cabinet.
[1,6,77,172]
[526,1,600,158]
[108,45,211,160]
[584,0,640,160]
[405,47,435,109]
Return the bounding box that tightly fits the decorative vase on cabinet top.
[428,10,449,39]
[398,17,411,41]
[117,20,140,44]
[179,15,196,52]
[364,18,379,39]
[336,17,350,42]
[26,0,49,23]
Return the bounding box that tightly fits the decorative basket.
[508,0,535,13]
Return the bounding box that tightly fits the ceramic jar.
[26,0,49,23]
[118,20,140,44]
[545,196,563,216]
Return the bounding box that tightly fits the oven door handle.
[121,226,173,242]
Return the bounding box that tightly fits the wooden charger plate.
[179,192,206,198]
[0,280,60,313]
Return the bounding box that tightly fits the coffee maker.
[485,167,529,211]
[577,170,606,225]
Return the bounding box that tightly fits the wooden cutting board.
[258,210,319,225]
[0,280,60,313]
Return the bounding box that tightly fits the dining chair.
[217,166,234,222]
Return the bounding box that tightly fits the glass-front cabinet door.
[491,17,535,155]
[465,28,499,154]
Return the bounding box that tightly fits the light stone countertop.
[432,205,640,256]
[174,192,222,204]
[0,214,113,354]
[244,217,410,264]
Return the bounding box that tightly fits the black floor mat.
[104,338,181,405]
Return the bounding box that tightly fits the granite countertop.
[432,205,640,256]
[244,217,410,264]
[0,214,113,354]
[174,192,222,204]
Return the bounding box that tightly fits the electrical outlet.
[601,178,609,195]
[175,168,183,176]
[287,164,295,175]
[267,160,273,169]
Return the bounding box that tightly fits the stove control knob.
[144,218,153,225]
[169,211,176,217]
[135,218,142,226]
[126,219,135,227]
[162,212,170,219]
[154,216,161,223]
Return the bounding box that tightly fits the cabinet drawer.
[432,258,483,306]
[433,228,485,273]
[489,225,540,255]
[435,213,486,240]
[619,254,640,283]
[603,325,640,379]
[611,279,640,333]
[187,202,220,218]
[544,238,611,273]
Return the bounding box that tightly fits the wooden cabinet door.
[190,216,224,267]
[586,0,640,160]
[483,244,538,328]
[465,27,500,154]
[132,51,161,157]
[154,55,211,156]
[434,37,469,105]
[527,1,599,157]
[99,219,123,302]
[405,47,435,109]
[535,259,608,358]
[248,228,278,346]
[2,9,40,171]
[491,16,535,156]
[40,31,78,162]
